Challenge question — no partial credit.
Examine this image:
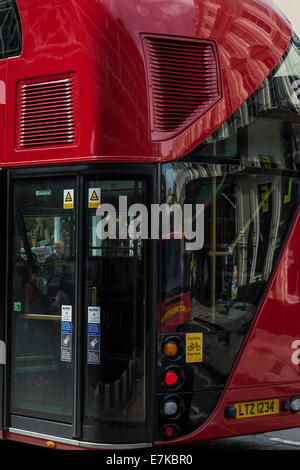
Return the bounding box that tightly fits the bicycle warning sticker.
[186,333,203,363]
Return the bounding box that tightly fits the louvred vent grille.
[143,35,221,140]
[16,74,79,149]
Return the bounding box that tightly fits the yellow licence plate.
[234,399,280,419]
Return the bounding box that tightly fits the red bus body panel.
[156,209,300,445]
[2,0,291,166]
[3,0,300,448]
[160,291,192,332]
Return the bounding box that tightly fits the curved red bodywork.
[0,0,291,166]
[3,0,300,449]
[160,291,192,332]
[156,208,300,445]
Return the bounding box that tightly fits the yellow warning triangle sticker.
[90,190,99,201]
[88,188,101,208]
[64,189,74,209]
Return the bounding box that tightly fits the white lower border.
[8,428,152,450]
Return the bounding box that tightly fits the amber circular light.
[162,336,183,361]
[46,441,56,448]
[163,341,179,358]
[164,370,178,386]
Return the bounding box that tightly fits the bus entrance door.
[9,177,76,431]
[7,173,151,446]
[82,177,148,443]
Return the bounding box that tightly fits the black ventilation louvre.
[143,35,221,140]
[16,74,79,149]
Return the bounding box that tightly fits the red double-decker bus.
[0,0,300,451]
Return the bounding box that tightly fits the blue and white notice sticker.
[61,305,72,362]
[88,306,101,364]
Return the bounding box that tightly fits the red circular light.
[164,370,178,386]
[165,426,174,437]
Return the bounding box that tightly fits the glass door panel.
[83,178,148,441]
[10,178,76,422]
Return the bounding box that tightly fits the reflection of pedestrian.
[25,267,48,315]
[235,223,253,312]
[14,237,27,297]
[243,222,253,309]
[31,219,51,246]
[194,249,209,305]
[46,240,65,264]
[25,269,38,315]
[224,245,234,314]
[45,240,72,306]
[45,240,68,279]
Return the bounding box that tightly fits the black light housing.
[162,336,183,361]
[160,423,181,439]
[162,365,185,390]
[160,394,185,420]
